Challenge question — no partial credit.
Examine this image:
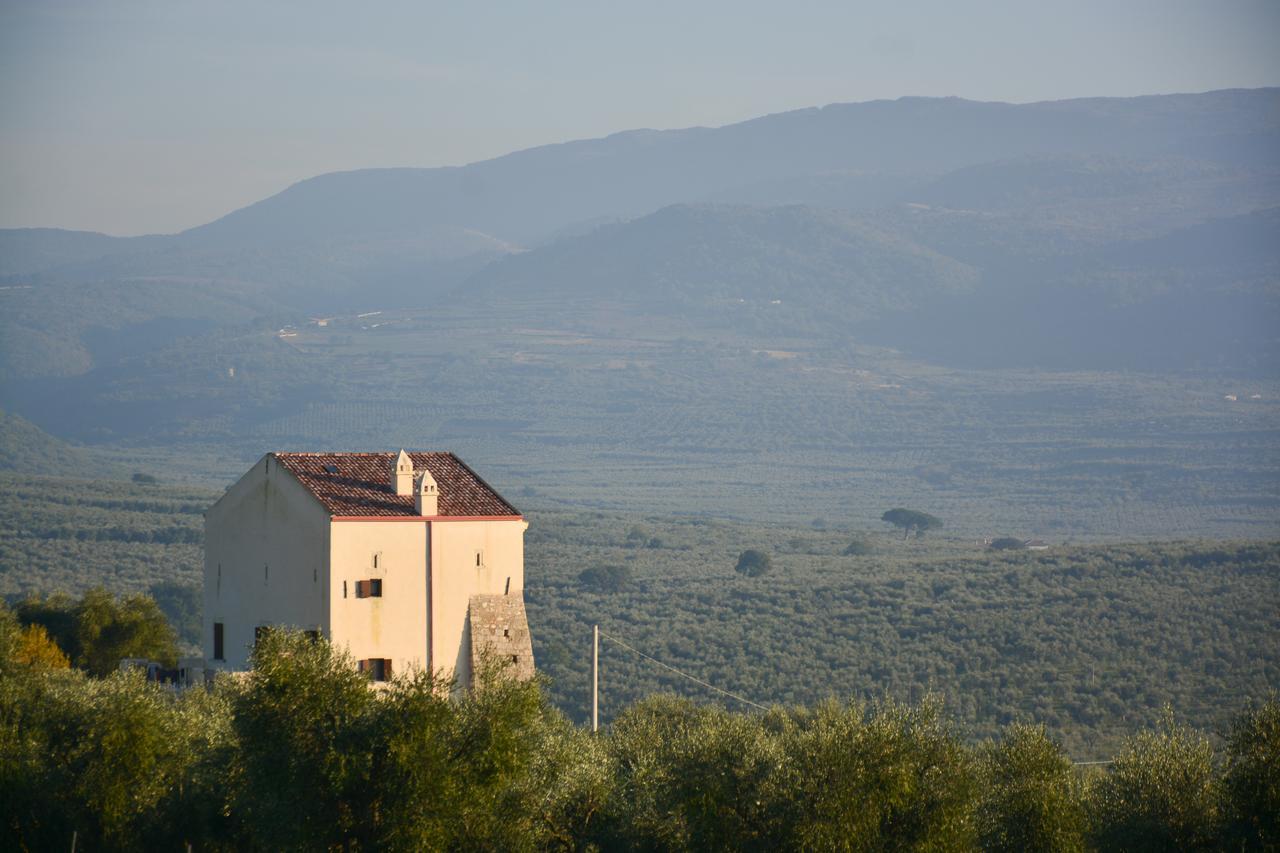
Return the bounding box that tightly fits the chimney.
[391,449,414,496]
[414,468,439,516]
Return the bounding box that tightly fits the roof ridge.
[272,451,519,518]
[445,452,520,516]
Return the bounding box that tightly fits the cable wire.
[599,629,770,712]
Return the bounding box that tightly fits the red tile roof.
[273,452,520,518]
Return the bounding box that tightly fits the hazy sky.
[2,0,1277,235]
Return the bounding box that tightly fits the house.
[203,450,534,686]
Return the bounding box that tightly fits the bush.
[842,537,873,556]
[734,549,772,577]
[579,564,632,592]
[989,537,1027,551]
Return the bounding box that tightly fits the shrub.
[989,537,1027,551]
[579,564,632,592]
[734,549,772,577]
[842,537,873,556]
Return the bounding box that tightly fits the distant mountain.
[0,228,154,278]
[177,89,1279,251]
[0,87,1276,389]
[465,203,977,327]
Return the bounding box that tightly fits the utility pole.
[592,624,599,733]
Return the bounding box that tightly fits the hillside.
[465,203,978,325]
[1,472,1275,757]
[0,410,89,474]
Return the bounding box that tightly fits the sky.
[1,0,1278,236]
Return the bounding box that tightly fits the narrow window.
[264,564,269,584]
[372,553,380,569]
[503,628,510,638]
[343,580,348,599]
[475,550,483,567]
[213,622,224,661]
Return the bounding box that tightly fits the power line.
[598,628,770,712]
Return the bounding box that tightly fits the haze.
[2,0,1279,235]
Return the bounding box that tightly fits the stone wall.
[467,593,535,684]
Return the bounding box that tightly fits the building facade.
[203,450,533,686]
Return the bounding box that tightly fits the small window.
[503,628,510,638]
[372,552,380,569]
[475,550,483,567]
[343,580,348,599]
[324,464,339,474]
[304,630,320,643]
[511,655,519,664]
[254,625,272,649]
[360,658,392,682]
[213,622,224,661]
[370,578,382,597]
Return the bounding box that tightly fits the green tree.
[1086,710,1220,850]
[74,587,177,675]
[579,564,633,592]
[0,667,209,851]
[601,696,791,850]
[977,724,1086,852]
[16,588,177,676]
[734,549,772,577]
[881,508,944,539]
[1221,696,1280,849]
[232,629,376,850]
[788,697,976,851]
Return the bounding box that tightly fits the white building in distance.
[203,450,534,685]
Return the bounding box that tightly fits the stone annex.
[202,450,534,685]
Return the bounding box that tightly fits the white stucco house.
[203,450,534,686]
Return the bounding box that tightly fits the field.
[2,470,1276,758]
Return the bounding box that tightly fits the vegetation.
[989,537,1027,551]
[842,536,874,556]
[733,549,772,577]
[882,508,944,539]
[578,564,632,592]
[1,625,1276,851]
[1,473,1276,757]
[14,588,177,675]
